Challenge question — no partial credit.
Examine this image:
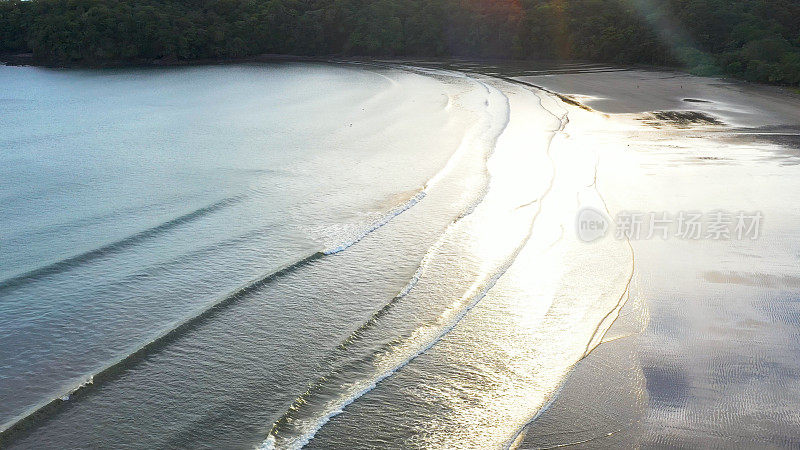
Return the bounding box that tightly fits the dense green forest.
[1,0,799,84]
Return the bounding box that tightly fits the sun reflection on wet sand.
[513,67,800,447]
[299,74,635,450]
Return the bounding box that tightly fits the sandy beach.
[500,65,800,448]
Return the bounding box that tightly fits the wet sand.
[509,67,800,448]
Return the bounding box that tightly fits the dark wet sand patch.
[640,110,724,128]
[556,94,594,112]
[642,365,691,407]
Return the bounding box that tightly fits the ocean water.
[0,62,632,448]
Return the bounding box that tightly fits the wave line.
[0,195,246,294]
[261,80,566,450]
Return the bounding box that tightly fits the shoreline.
[4,52,795,91]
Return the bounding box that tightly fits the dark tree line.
[1,0,799,84]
